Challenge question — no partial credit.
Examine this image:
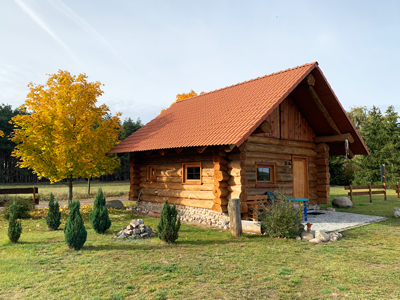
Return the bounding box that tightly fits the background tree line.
[330,105,400,186]
[0,103,142,184]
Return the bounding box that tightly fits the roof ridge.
[174,61,318,105]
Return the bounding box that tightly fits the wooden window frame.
[182,162,202,185]
[255,163,277,187]
[147,165,156,181]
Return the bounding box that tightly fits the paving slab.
[303,210,388,233]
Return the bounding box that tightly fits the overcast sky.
[1,0,399,124]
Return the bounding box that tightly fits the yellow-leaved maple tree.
[10,70,122,202]
[161,90,204,114]
[0,130,3,137]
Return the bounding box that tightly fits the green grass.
[0,181,129,202]
[0,189,400,299]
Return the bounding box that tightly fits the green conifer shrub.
[257,191,303,238]
[2,196,34,219]
[89,188,111,234]
[46,193,61,230]
[8,201,22,243]
[64,201,87,250]
[157,199,181,243]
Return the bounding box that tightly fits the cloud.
[13,0,80,64]
[48,0,136,75]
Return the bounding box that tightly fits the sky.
[1,0,400,124]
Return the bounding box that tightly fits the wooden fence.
[0,187,39,204]
[391,182,400,198]
[345,183,386,203]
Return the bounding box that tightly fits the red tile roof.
[109,62,368,155]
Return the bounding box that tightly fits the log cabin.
[108,62,369,227]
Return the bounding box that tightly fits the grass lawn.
[1,188,400,299]
[0,181,130,202]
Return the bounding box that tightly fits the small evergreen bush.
[257,191,303,238]
[157,199,181,243]
[64,201,87,250]
[89,188,111,234]
[46,193,61,230]
[2,196,34,220]
[8,201,22,243]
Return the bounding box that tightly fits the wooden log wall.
[135,150,216,210]
[243,135,319,202]
[262,97,316,142]
[212,150,229,212]
[129,153,141,201]
[315,143,330,204]
[226,148,248,213]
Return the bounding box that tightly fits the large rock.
[393,207,400,218]
[315,230,330,242]
[301,231,314,241]
[105,200,125,209]
[309,238,322,243]
[332,197,353,208]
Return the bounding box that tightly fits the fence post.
[383,182,387,201]
[32,186,36,204]
[349,185,353,202]
[368,182,372,203]
[397,182,400,198]
[228,198,242,237]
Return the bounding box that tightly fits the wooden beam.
[220,144,236,152]
[175,148,184,153]
[307,74,315,86]
[308,86,341,135]
[158,149,169,156]
[196,146,208,153]
[315,133,355,144]
[145,150,153,155]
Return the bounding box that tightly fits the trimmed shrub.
[64,201,87,250]
[8,201,22,243]
[46,193,61,230]
[257,191,303,238]
[2,196,34,220]
[157,199,181,243]
[89,188,111,234]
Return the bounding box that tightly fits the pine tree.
[89,188,111,234]
[8,201,22,243]
[46,193,61,230]
[157,199,181,243]
[64,201,87,250]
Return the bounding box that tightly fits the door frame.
[292,156,309,198]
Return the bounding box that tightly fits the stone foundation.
[134,201,230,229]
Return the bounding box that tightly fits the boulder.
[301,231,314,241]
[309,238,322,243]
[308,204,321,210]
[315,230,330,242]
[393,207,400,218]
[332,197,353,208]
[325,207,336,212]
[105,200,125,209]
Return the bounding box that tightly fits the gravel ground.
[303,210,388,233]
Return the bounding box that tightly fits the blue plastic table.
[286,197,308,221]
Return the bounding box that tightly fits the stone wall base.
[134,201,230,229]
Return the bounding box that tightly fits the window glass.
[187,167,201,180]
[257,167,271,182]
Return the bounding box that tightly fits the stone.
[330,236,338,242]
[296,236,302,241]
[134,228,141,235]
[332,197,353,208]
[325,207,336,212]
[301,231,314,241]
[130,220,140,227]
[105,200,125,209]
[308,204,321,210]
[393,207,400,218]
[315,230,330,242]
[140,233,148,238]
[147,211,156,218]
[138,219,144,225]
[309,238,322,243]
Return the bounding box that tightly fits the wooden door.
[292,156,308,198]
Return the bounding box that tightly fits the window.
[182,162,202,184]
[255,163,276,186]
[147,165,156,181]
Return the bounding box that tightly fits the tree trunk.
[68,176,73,204]
[88,177,91,195]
